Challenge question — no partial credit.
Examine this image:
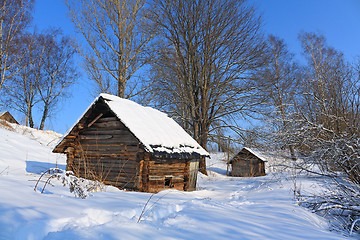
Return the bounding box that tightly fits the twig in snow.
[0,166,9,175]
[137,191,173,223]
[137,193,155,223]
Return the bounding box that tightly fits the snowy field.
[0,123,352,239]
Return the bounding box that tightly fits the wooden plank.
[79,141,139,147]
[74,150,138,157]
[81,129,132,135]
[153,160,186,164]
[73,163,137,172]
[96,117,118,123]
[74,163,137,171]
[148,175,183,181]
[80,136,138,144]
[78,141,135,146]
[80,140,139,146]
[148,168,186,172]
[82,158,138,164]
[72,161,138,169]
[81,145,139,152]
[73,168,137,180]
[149,164,186,170]
[92,121,123,128]
[149,172,185,176]
[79,135,113,140]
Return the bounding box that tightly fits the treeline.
[257,32,360,185]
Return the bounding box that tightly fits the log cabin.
[230,147,266,177]
[0,111,19,124]
[53,93,209,193]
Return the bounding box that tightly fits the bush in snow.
[34,168,106,198]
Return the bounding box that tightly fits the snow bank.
[0,120,62,147]
[0,127,350,239]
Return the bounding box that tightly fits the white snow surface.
[56,93,208,156]
[0,126,352,239]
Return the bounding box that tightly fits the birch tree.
[7,33,39,127]
[289,33,360,184]
[0,0,33,98]
[36,29,78,130]
[255,35,300,159]
[7,29,78,129]
[66,0,156,98]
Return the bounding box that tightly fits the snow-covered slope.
[0,126,350,239]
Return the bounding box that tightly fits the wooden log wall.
[146,157,189,193]
[231,154,265,177]
[68,116,142,190]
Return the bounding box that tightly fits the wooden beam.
[88,113,103,128]
[79,135,113,140]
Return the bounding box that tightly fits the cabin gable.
[63,102,143,190]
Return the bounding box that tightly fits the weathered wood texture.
[230,150,265,177]
[146,157,190,193]
[67,115,141,190]
[58,99,201,193]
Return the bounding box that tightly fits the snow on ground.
[0,126,352,239]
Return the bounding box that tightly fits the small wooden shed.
[230,147,266,177]
[53,93,209,193]
[0,111,19,124]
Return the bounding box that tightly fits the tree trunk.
[289,145,296,161]
[198,128,208,175]
[28,107,34,128]
[39,104,48,130]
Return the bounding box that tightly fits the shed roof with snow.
[54,93,208,157]
[53,93,208,192]
[230,147,266,177]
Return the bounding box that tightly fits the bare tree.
[288,32,360,186]
[36,29,78,130]
[7,29,78,129]
[298,32,354,136]
[0,0,33,98]
[150,0,266,174]
[254,35,300,159]
[66,0,156,98]
[7,33,40,127]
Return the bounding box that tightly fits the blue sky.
[18,0,360,133]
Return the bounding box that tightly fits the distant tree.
[66,0,157,98]
[6,33,39,127]
[298,32,354,135]
[150,0,266,174]
[295,32,360,182]
[292,34,360,230]
[36,29,78,130]
[7,29,78,129]
[254,35,300,159]
[0,0,33,98]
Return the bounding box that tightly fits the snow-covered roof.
[54,93,209,157]
[230,147,267,162]
[243,147,267,162]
